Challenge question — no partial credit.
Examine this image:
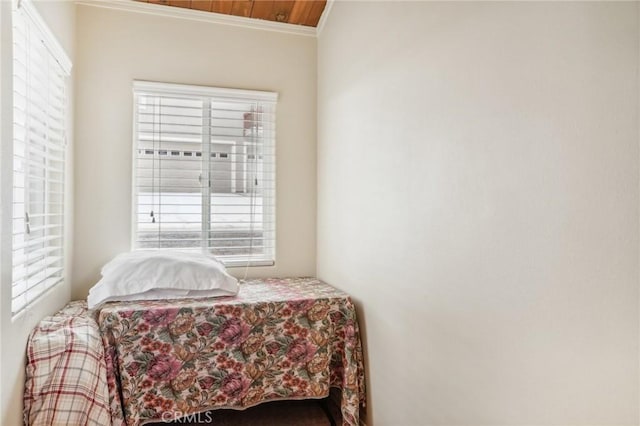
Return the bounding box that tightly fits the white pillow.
[87,250,239,309]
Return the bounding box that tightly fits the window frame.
[130,80,277,267]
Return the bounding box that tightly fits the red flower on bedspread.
[147,353,182,382]
[286,338,318,365]
[265,341,281,355]
[287,300,314,312]
[219,317,250,345]
[143,308,178,327]
[198,376,215,390]
[221,372,250,399]
[196,322,214,336]
[125,362,141,377]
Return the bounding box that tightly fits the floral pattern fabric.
[94,277,365,426]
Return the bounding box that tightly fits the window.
[11,0,71,315]
[132,81,277,267]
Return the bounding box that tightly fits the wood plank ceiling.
[136,0,327,27]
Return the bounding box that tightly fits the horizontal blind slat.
[12,256,63,282]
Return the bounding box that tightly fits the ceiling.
[134,0,328,27]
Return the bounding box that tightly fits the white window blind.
[12,0,71,315]
[132,81,277,267]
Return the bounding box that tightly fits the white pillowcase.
[87,250,239,309]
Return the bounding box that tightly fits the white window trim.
[130,81,277,267]
[132,81,277,104]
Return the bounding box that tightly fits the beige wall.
[0,1,75,424]
[317,2,639,425]
[73,5,317,298]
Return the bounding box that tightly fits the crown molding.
[316,0,334,37]
[75,0,318,37]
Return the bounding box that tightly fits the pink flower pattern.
[146,354,182,382]
[142,308,178,327]
[286,338,318,364]
[97,278,365,426]
[219,317,250,345]
[221,372,250,399]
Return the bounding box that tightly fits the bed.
[26,277,365,426]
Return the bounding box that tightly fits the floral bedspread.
[94,277,365,426]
